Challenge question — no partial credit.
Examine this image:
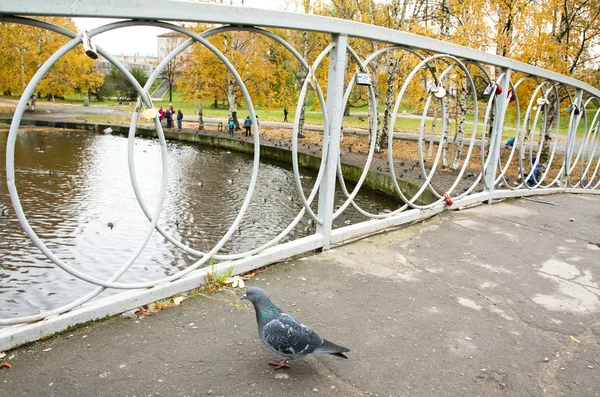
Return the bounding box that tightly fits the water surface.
[0,129,397,319]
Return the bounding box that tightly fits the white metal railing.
[1,0,599,350]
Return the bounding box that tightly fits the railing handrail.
[1,0,599,97]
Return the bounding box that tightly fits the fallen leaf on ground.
[134,304,156,317]
[225,276,245,288]
[171,296,187,305]
[241,266,269,280]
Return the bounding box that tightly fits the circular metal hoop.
[5,20,260,292]
[386,54,480,209]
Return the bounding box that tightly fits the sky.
[73,0,290,57]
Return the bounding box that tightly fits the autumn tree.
[284,0,330,138]
[179,25,294,126]
[518,0,600,167]
[0,17,104,99]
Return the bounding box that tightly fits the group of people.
[227,115,259,137]
[223,106,293,138]
[154,105,293,134]
[158,104,184,130]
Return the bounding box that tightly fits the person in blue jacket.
[244,116,252,137]
[228,118,235,136]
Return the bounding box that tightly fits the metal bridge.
[1,0,599,350]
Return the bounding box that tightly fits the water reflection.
[0,129,397,319]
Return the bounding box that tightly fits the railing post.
[317,34,347,250]
[561,88,583,188]
[484,68,511,202]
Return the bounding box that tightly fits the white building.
[95,54,158,76]
[157,31,188,61]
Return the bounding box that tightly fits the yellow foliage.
[178,25,299,111]
[0,17,104,97]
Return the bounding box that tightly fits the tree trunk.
[451,81,468,170]
[442,136,449,168]
[377,55,400,154]
[227,76,238,128]
[344,102,351,116]
[539,90,558,168]
[428,104,439,160]
[20,52,26,92]
[297,30,310,139]
[494,2,514,77]
[224,32,238,129]
[442,97,450,168]
[370,69,381,152]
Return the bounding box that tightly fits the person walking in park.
[166,109,173,129]
[283,106,288,122]
[244,115,252,137]
[228,118,235,136]
[177,109,183,131]
[158,106,165,123]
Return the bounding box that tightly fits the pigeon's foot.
[268,357,290,370]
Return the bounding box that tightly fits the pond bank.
[0,116,435,205]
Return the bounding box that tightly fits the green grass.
[205,263,234,288]
[4,91,597,138]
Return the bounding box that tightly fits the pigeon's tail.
[314,339,350,358]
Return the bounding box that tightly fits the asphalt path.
[1,194,599,396]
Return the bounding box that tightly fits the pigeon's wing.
[261,313,323,356]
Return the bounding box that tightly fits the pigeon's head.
[241,287,269,305]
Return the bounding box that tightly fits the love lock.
[140,92,158,119]
[494,82,502,95]
[430,84,446,98]
[434,86,446,99]
[81,31,98,60]
[142,107,159,120]
[566,104,580,115]
[536,97,549,106]
[443,193,454,206]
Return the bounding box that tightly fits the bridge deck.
[1,194,599,396]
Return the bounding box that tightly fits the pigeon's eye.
[248,291,255,295]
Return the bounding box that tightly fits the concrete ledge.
[0,234,325,351]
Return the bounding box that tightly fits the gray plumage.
[241,287,349,366]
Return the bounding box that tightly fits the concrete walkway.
[1,194,600,396]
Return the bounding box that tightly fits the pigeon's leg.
[268,357,290,369]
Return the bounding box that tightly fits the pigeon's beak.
[240,293,247,300]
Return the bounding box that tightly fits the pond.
[0,129,399,319]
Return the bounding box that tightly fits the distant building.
[95,54,159,76]
[157,31,188,61]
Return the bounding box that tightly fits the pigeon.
[241,287,349,369]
